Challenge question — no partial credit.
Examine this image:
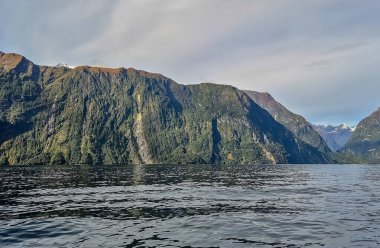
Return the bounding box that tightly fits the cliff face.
[244,90,331,154]
[340,108,380,163]
[0,51,331,165]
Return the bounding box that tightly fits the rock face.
[0,51,331,165]
[340,108,380,163]
[244,90,331,154]
[312,124,354,152]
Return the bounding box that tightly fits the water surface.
[1,164,379,247]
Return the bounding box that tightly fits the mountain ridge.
[243,90,331,154]
[0,51,331,165]
[340,107,380,163]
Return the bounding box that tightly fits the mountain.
[243,90,331,154]
[0,51,331,165]
[312,124,355,152]
[340,108,380,163]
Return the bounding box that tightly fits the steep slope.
[244,90,331,154]
[0,51,331,165]
[312,124,354,151]
[340,108,380,163]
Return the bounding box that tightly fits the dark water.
[1,164,380,247]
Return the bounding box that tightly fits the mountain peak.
[0,51,40,79]
[312,124,354,151]
[244,90,331,154]
[339,123,349,128]
[0,51,28,72]
[56,63,74,69]
[337,123,355,131]
[341,106,380,163]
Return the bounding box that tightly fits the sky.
[1,0,380,126]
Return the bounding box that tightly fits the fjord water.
[1,165,379,247]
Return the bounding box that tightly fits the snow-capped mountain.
[312,124,355,152]
[56,63,74,69]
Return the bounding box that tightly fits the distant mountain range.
[312,124,355,152]
[0,51,330,165]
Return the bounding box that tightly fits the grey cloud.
[326,42,368,54]
[1,0,380,126]
[0,0,119,65]
[302,60,331,69]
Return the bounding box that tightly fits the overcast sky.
[1,0,379,126]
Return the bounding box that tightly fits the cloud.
[326,42,368,54]
[1,0,380,126]
[302,60,331,70]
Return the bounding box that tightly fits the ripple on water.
[0,164,380,247]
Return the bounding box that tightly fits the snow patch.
[56,63,74,69]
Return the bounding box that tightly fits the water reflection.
[0,164,380,247]
[132,164,145,185]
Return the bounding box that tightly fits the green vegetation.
[0,51,331,165]
[339,108,380,163]
[244,90,331,154]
